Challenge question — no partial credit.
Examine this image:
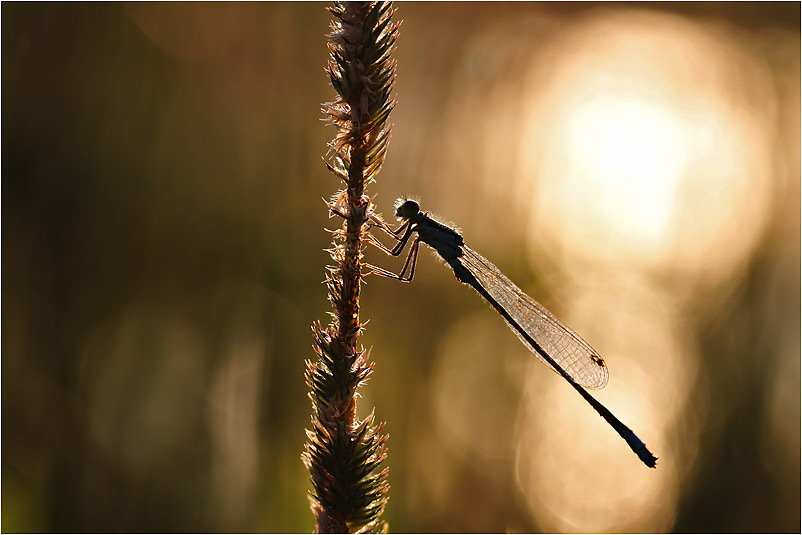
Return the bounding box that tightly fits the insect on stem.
[367,198,658,468]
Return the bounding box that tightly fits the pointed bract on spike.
[324,1,398,185]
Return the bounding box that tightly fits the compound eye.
[396,199,420,218]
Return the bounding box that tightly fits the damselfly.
[367,199,657,468]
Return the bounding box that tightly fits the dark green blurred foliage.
[2,2,799,533]
[3,3,331,532]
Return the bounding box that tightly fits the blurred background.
[2,2,799,532]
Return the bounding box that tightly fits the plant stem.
[303,2,399,533]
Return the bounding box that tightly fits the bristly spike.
[305,2,398,533]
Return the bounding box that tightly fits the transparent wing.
[460,246,609,389]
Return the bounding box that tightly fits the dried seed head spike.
[305,2,397,532]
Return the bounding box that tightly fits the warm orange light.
[517,11,774,278]
[561,95,686,249]
[506,8,775,533]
